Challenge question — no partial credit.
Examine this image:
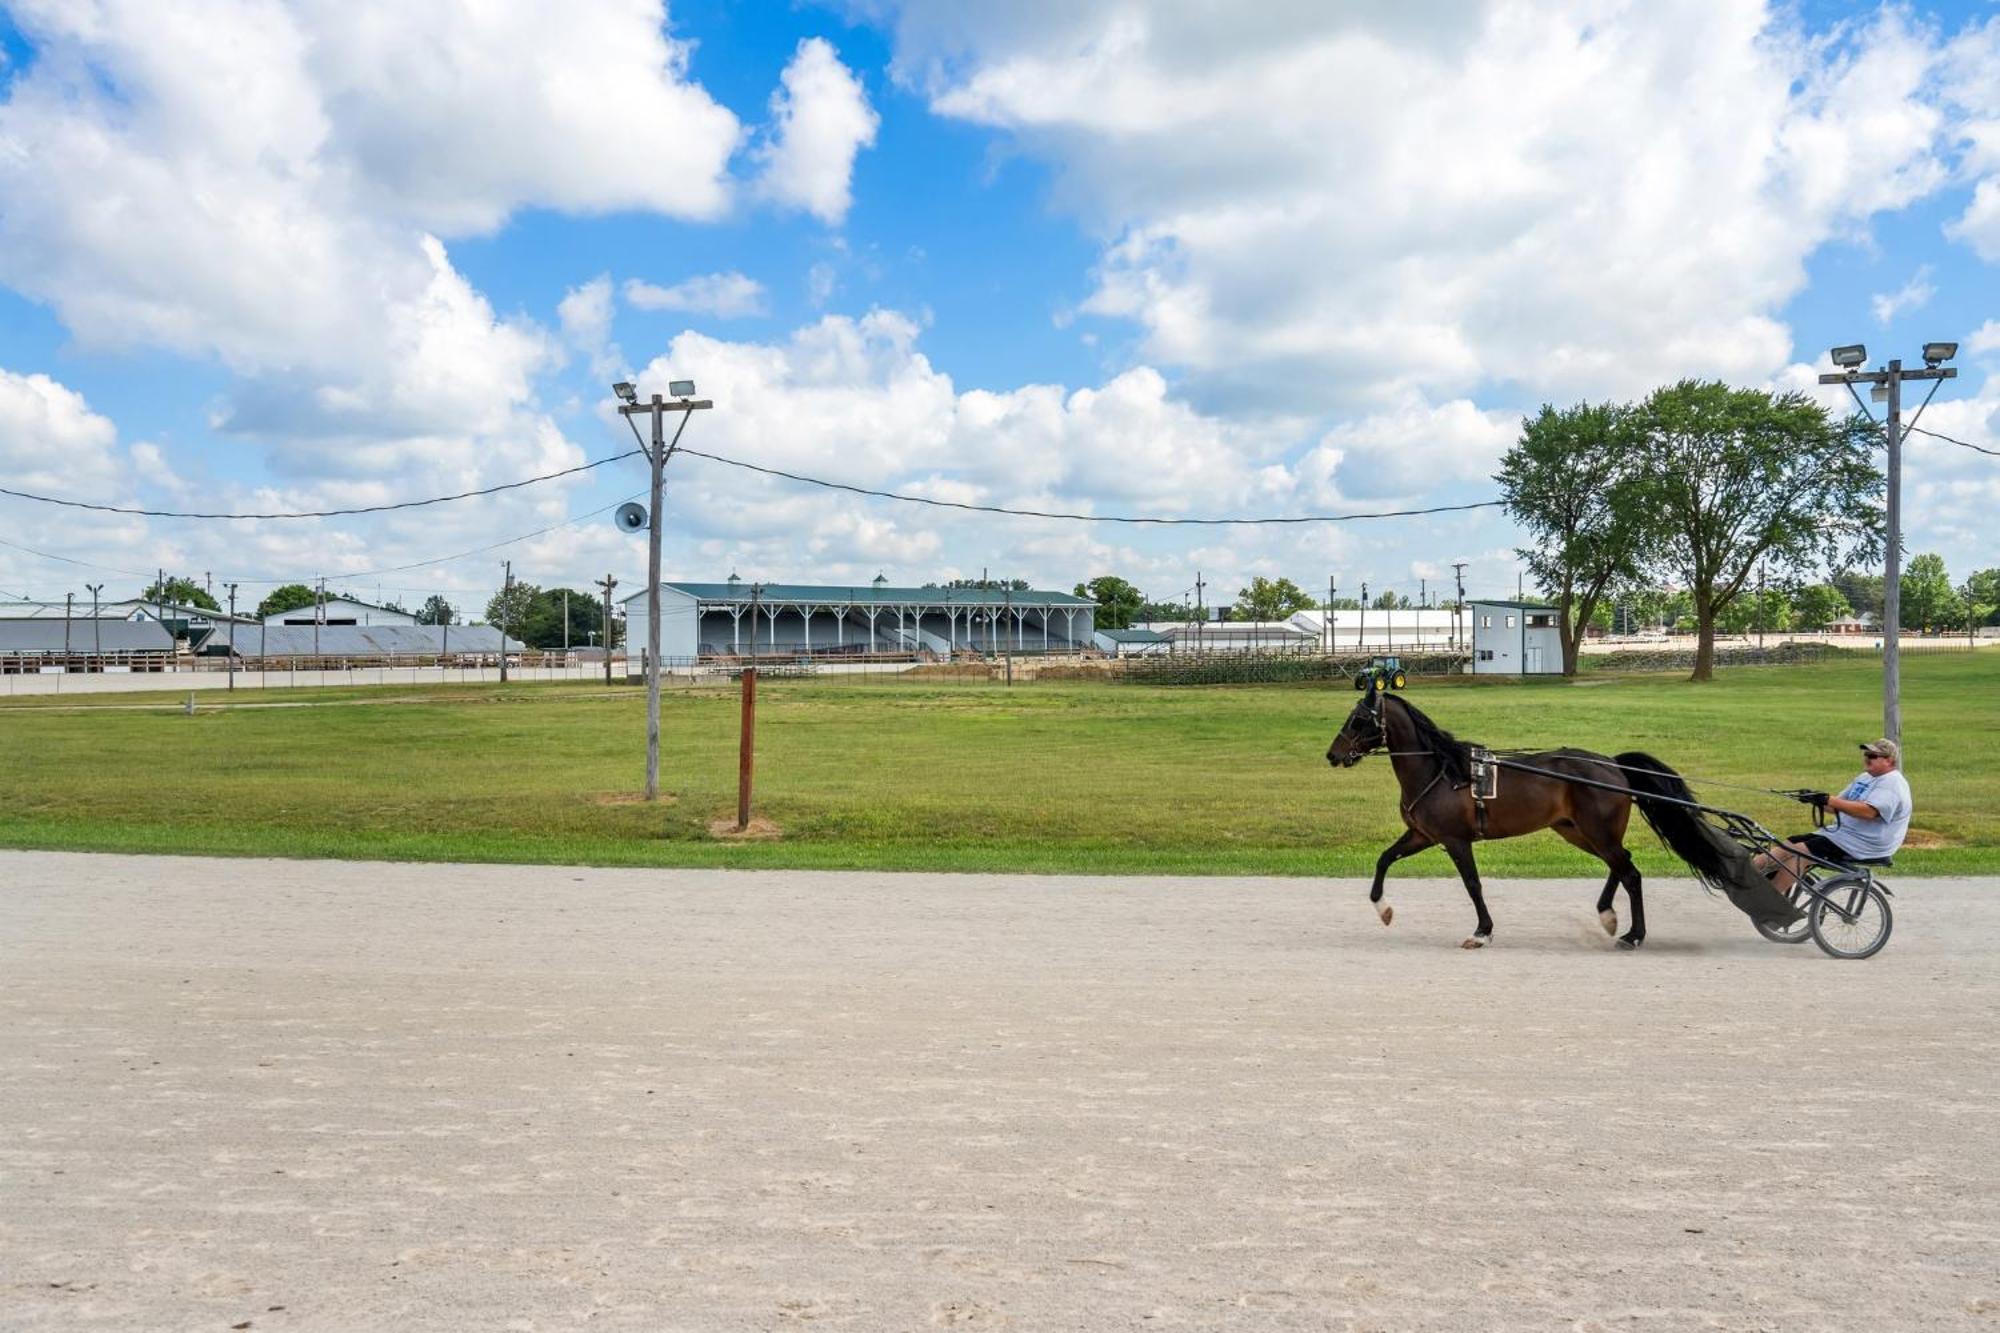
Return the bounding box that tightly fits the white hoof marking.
[1376,902,1393,926]
[1599,909,1618,936]
[1460,934,1490,950]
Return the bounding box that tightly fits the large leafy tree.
[1962,568,2000,629]
[1899,553,1957,632]
[415,594,455,626]
[141,574,220,612]
[255,584,317,618]
[1790,583,1851,631]
[1497,402,1649,674]
[1231,576,1315,621]
[1831,570,1884,622]
[485,580,540,638]
[1634,381,1882,681]
[1074,575,1146,630]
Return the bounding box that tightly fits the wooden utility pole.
[596,574,618,686]
[1452,562,1467,651]
[616,385,714,802]
[226,583,238,691]
[64,591,72,661]
[737,664,757,831]
[1360,582,1368,651]
[1326,578,1336,653]
[499,560,512,684]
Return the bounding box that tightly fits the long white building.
[622,576,1096,662]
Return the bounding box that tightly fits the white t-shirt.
[1825,768,1912,861]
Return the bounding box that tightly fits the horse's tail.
[1613,751,1802,926]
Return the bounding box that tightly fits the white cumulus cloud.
[625,272,770,319]
[753,38,880,224]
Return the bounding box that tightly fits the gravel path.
[2,852,1995,1330]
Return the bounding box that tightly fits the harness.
[1371,689,1497,835]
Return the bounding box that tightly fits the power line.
[1906,424,2000,458]
[671,446,1505,525]
[0,450,641,519]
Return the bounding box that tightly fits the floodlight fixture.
[668,379,696,398]
[612,381,637,404]
[1922,341,1957,367]
[1829,344,1868,369]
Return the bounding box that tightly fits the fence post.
[737,666,757,831]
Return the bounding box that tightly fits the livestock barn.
[622,576,1097,662]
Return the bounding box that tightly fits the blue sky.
[0,0,1995,611]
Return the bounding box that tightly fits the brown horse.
[1326,691,1723,950]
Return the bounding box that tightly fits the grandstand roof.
[625,581,1094,609]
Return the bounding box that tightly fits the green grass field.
[1,653,1994,876]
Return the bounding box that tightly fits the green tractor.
[1352,655,1408,692]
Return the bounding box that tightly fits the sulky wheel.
[1807,875,1893,960]
[1754,883,1813,944]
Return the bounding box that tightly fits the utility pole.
[227,583,238,691]
[1194,571,1205,652]
[87,583,103,668]
[1756,563,1766,650]
[596,574,619,686]
[614,381,714,802]
[64,591,72,662]
[1452,561,1467,652]
[500,560,512,684]
[314,576,324,660]
[563,588,570,654]
[1327,578,1336,653]
[1360,582,1368,651]
[1819,342,1957,748]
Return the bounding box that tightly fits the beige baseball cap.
[1859,738,1900,763]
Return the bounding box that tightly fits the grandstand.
[623,575,1097,660]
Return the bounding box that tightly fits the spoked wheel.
[1807,875,1893,960]
[1755,884,1813,944]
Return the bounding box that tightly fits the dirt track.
[2,852,1996,1330]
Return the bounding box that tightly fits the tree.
[141,574,220,612]
[1136,598,1196,622]
[1074,576,1145,630]
[1899,553,1956,633]
[1497,401,1649,674]
[927,577,1030,591]
[1790,583,1850,632]
[1633,381,1882,681]
[415,595,455,626]
[1963,568,2000,628]
[256,584,318,618]
[1370,590,1412,610]
[1231,576,1315,621]
[1831,570,1884,623]
[1959,576,1996,643]
[485,580,540,637]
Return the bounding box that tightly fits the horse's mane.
[1386,695,1473,784]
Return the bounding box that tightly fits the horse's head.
[1326,692,1388,768]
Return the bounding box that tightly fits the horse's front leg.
[1369,827,1433,926]
[1440,837,1494,949]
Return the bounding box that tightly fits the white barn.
[622,576,1097,662]
[262,596,417,627]
[1469,600,1563,674]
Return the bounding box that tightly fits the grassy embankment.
[0,652,1993,876]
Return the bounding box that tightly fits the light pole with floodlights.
[613,379,714,802]
[1819,340,1957,750]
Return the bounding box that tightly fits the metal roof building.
[0,617,176,672]
[208,623,522,660]
[261,596,417,627]
[623,577,1097,660]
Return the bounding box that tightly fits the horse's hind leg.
[1369,828,1433,926]
[1552,823,1622,936]
[1440,837,1493,949]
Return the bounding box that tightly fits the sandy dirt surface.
[2,852,1996,1331]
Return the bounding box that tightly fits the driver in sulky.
[1757,738,1912,890]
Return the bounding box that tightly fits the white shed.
[1469,600,1563,674]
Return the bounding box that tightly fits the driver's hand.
[1799,791,1830,808]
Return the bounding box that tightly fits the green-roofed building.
[621,575,1096,662]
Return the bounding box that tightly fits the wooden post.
[736,665,757,831]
